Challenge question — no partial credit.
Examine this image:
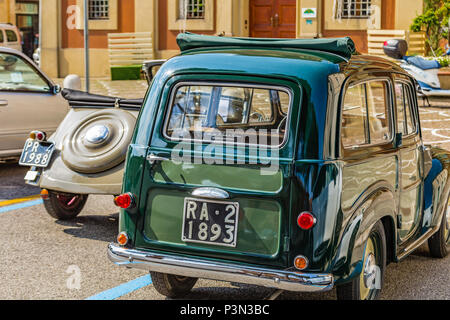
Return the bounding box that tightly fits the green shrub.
[424,56,450,67]
[110,65,143,81]
[410,0,450,56]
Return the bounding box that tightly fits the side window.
[342,80,392,148]
[366,81,391,144]
[0,53,51,92]
[0,30,4,43]
[395,82,416,136]
[5,30,18,42]
[342,83,367,147]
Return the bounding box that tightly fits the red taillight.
[30,131,46,142]
[114,193,135,209]
[36,132,45,141]
[383,41,388,47]
[297,212,316,230]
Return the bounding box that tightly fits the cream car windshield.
[0,53,50,92]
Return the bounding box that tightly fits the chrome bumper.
[108,243,334,293]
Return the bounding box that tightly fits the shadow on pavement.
[55,213,119,243]
[0,163,40,201]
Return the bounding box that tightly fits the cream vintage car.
[0,47,68,162]
[19,60,164,220]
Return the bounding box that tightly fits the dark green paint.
[118,46,450,286]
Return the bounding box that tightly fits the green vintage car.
[108,33,450,300]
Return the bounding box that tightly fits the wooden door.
[250,0,296,38]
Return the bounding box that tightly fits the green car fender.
[427,147,450,230]
[331,183,397,284]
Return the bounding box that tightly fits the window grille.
[179,0,205,20]
[340,0,372,18]
[88,0,110,20]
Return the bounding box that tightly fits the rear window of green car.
[164,83,291,147]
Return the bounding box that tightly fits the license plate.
[182,198,239,248]
[19,139,55,168]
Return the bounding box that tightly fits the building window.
[337,0,372,19]
[179,0,205,20]
[88,0,110,20]
[168,0,214,31]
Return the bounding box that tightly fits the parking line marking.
[0,195,41,207]
[0,198,43,214]
[85,274,152,300]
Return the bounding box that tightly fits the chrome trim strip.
[397,224,440,260]
[108,243,334,292]
[146,153,170,164]
[191,187,230,199]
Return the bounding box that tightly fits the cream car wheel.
[61,109,136,174]
[43,190,88,221]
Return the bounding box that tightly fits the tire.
[43,190,88,220]
[428,197,450,258]
[61,109,136,174]
[336,221,386,300]
[150,271,198,299]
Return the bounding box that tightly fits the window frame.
[394,80,418,138]
[75,0,118,30]
[88,0,110,21]
[0,52,54,94]
[340,77,394,150]
[339,0,373,19]
[162,81,293,149]
[5,30,18,43]
[179,0,206,20]
[168,0,214,31]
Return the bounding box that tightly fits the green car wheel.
[428,197,450,258]
[43,190,88,221]
[150,271,198,299]
[337,221,386,300]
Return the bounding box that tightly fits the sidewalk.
[55,78,149,99]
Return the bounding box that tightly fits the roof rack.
[176,32,356,59]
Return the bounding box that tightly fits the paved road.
[0,105,449,300]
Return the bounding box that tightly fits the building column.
[0,0,7,22]
[216,0,233,36]
[39,0,59,78]
[297,0,321,38]
[0,0,15,24]
[134,0,157,54]
[394,0,423,30]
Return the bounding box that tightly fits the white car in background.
[0,24,22,52]
[33,47,40,66]
[0,47,69,162]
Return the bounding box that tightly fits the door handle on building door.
[273,14,279,27]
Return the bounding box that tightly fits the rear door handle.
[0,100,8,107]
[147,153,170,164]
